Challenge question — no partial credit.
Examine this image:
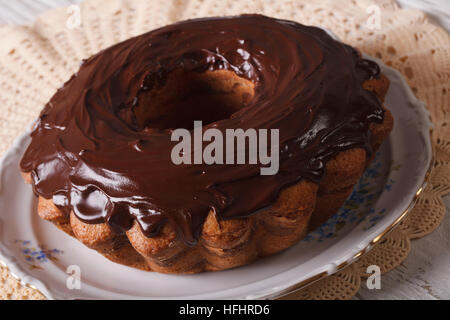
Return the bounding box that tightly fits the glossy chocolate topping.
[20,15,384,245]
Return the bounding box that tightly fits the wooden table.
[0,0,448,300]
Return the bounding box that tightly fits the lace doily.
[0,0,448,300]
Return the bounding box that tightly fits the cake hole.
[134,69,255,130]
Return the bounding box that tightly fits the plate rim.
[0,58,434,300]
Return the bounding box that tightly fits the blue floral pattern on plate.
[303,151,401,243]
[14,240,63,270]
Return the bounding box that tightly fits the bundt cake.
[20,14,393,273]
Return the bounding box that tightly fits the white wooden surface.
[0,0,448,300]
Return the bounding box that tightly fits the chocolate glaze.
[20,15,384,246]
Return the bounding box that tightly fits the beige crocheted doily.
[0,0,448,300]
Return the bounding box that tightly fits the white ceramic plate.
[0,59,432,300]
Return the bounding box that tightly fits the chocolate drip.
[20,15,384,245]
